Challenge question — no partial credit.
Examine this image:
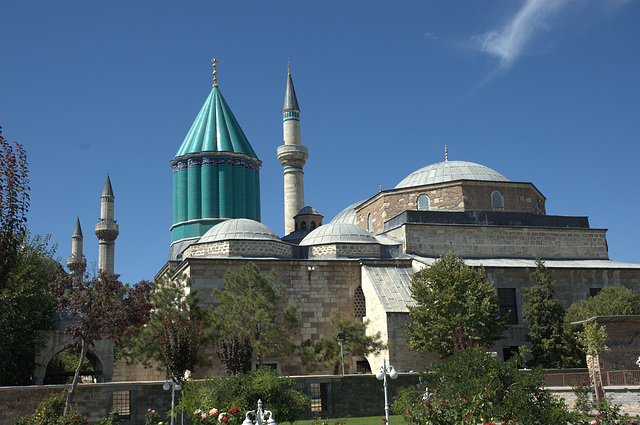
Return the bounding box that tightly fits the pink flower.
[201,413,207,419]
[590,421,597,425]
[406,409,411,415]
[209,408,218,416]
[221,417,229,423]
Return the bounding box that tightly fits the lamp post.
[337,330,346,375]
[376,358,398,424]
[242,399,277,425]
[163,379,182,425]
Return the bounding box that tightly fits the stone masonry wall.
[183,240,293,258]
[356,181,545,234]
[175,258,364,377]
[404,224,608,259]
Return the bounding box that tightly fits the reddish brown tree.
[50,264,153,414]
[0,126,30,290]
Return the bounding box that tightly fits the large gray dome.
[395,161,509,189]
[330,200,365,225]
[199,218,280,243]
[300,222,378,246]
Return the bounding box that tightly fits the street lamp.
[163,379,182,425]
[337,330,346,375]
[375,358,398,424]
[242,399,277,425]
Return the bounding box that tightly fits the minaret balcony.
[277,144,308,168]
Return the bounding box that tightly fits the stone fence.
[3,374,640,424]
[0,374,419,424]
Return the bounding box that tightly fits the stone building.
[115,61,638,380]
[25,59,622,384]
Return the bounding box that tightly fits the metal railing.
[544,370,640,387]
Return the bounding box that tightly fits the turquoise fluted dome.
[170,85,261,246]
[175,87,257,157]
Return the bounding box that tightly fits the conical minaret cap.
[102,175,115,198]
[73,216,83,238]
[283,70,299,112]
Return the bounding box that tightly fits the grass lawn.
[294,415,403,425]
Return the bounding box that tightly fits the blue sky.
[1,0,638,285]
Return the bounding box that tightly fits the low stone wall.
[551,386,640,415]
[5,375,640,424]
[0,374,419,424]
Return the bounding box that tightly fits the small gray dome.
[330,200,365,225]
[396,161,509,189]
[199,219,280,243]
[300,222,378,246]
[296,206,321,216]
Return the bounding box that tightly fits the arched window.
[491,191,504,210]
[301,221,307,230]
[311,221,316,230]
[417,194,430,211]
[367,214,373,232]
[354,285,366,321]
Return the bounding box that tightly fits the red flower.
[382,420,388,424]
[221,417,229,423]
[229,406,239,415]
[406,409,411,415]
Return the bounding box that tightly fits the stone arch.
[33,329,114,385]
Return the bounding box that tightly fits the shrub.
[13,392,88,425]
[179,367,310,424]
[392,347,578,425]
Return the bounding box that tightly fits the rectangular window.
[498,288,518,325]
[502,346,520,362]
[356,360,371,374]
[112,390,131,421]
[309,382,328,413]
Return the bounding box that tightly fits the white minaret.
[67,217,87,273]
[277,64,308,235]
[95,175,119,273]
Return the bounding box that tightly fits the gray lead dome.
[300,222,378,246]
[396,160,509,189]
[199,218,280,243]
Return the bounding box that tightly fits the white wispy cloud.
[475,0,570,70]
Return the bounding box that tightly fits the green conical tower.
[170,59,261,251]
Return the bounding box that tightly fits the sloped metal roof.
[409,255,640,269]
[362,264,416,313]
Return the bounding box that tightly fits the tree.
[117,270,208,381]
[406,253,508,358]
[50,265,152,414]
[0,127,30,291]
[0,232,58,385]
[298,312,386,373]
[522,259,581,368]
[211,262,301,374]
[565,285,640,325]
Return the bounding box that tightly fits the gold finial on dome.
[445,145,449,162]
[212,57,218,88]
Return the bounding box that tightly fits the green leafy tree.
[50,265,153,415]
[565,285,640,325]
[211,262,301,373]
[0,232,58,385]
[298,312,386,373]
[522,259,581,368]
[117,271,208,381]
[406,253,508,358]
